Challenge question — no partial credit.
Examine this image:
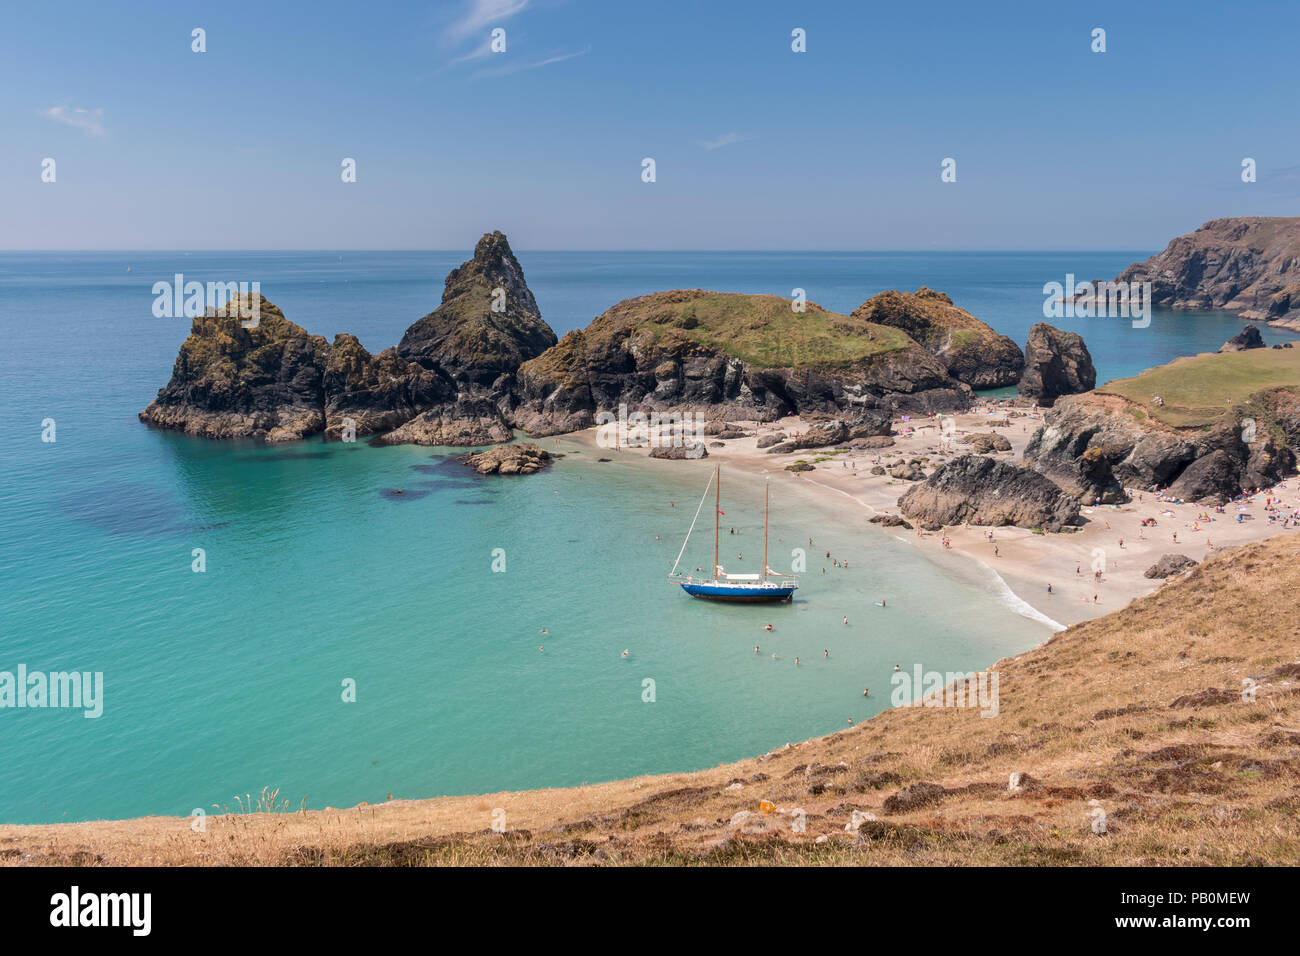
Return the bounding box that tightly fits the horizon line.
[0,247,1154,255]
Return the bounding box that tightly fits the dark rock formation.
[322,334,448,441]
[852,288,1024,388]
[649,442,708,460]
[513,290,973,436]
[959,432,1012,453]
[1219,325,1265,352]
[1144,554,1198,579]
[461,442,551,475]
[1110,217,1300,325]
[869,513,913,529]
[1024,386,1300,503]
[897,455,1081,531]
[1018,323,1096,407]
[888,461,924,480]
[397,231,556,387]
[142,233,558,447]
[1166,449,1242,503]
[139,294,330,442]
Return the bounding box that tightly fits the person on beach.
[1047,583,1053,595]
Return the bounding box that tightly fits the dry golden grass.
[3,534,1299,867]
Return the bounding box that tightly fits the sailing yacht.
[669,466,799,603]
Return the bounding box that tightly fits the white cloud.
[702,132,745,151]
[445,0,530,45]
[42,106,105,136]
[472,45,590,79]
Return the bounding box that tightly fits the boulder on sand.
[1144,554,1198,579]
[897,455,1081,531]
[1018,323,1096,407]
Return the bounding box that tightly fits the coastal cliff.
[511,290,975,436]
[141,233,556,446]
[142,239,1069,447]
[1024,348,1300,503]
[1111,216,1300,328]
[851,287,1024,388]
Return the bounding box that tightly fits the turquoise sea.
[2,250,1296,824]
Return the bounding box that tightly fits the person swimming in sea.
[620,649,628,659]
[764,624,774,631]
[862,687,869,697]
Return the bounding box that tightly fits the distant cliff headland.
[1106,216,1300,329]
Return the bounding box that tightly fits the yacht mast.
[713,466,720,582]
[763,480,769,583]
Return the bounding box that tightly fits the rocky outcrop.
[897,455,1081,531]
[139,294,330,442]
[1110,217,1300,325]
[397,231,557,387]
[1018,323,1096,407]
[649,442,708,460]
[1220,325,1265,352]
[461,442,551,475]
[142,233,557,447]
[1144,554,1198,579]
[513,290,973,436]
[1024,383,1300,504]
[852,288,1024,388]
[958,432,1011,453]
[321,334,449,441]
[763,412,890,454]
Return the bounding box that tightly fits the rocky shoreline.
[140,231,1095,450]
[1105,216,1300,328]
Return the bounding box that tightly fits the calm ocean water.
[2,251,1294,824]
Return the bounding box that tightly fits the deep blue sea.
[2,250,1293,824]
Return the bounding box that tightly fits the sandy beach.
[551,404,1300,629]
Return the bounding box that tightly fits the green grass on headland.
[1097,348,1300,427]
[616,292,914,369]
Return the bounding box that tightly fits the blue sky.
[2,0,1297,250]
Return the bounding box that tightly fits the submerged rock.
[461,442,551,475]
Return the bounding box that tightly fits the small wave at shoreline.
[799,476,1066,632]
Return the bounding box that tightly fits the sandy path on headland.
[549,404,1300,628]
